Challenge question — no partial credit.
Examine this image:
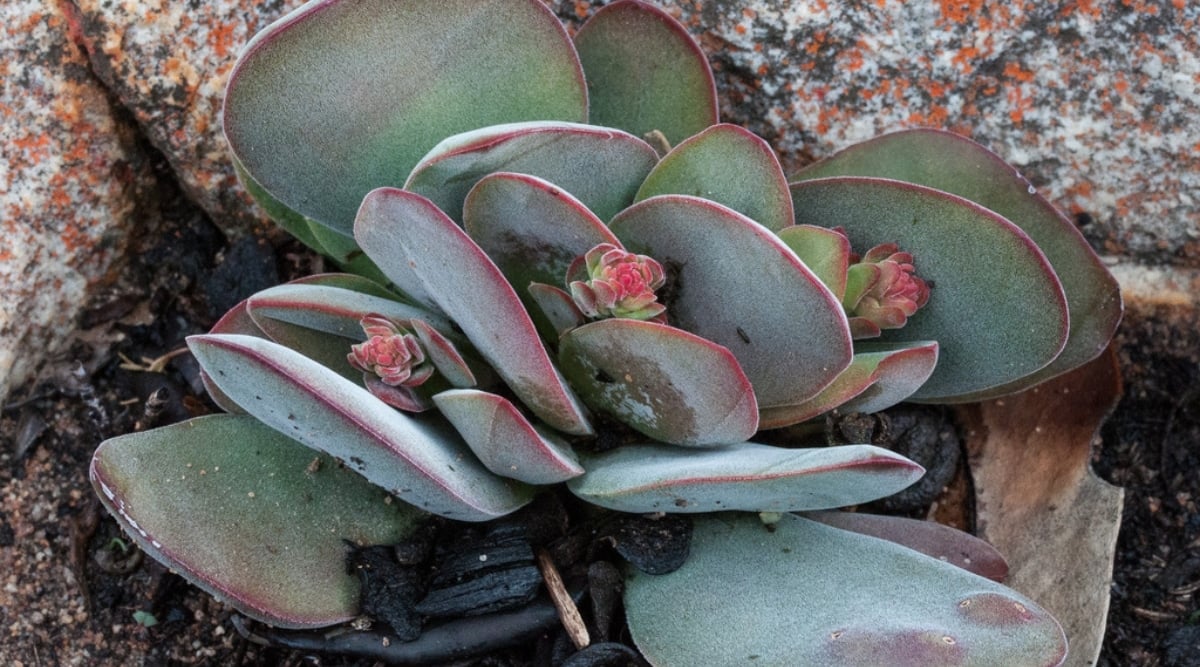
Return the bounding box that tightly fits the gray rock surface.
[69,0,304,239]
[656,0,1200,264]
[0,0,155,402]
[62,0,1200,262]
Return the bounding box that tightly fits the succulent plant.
[91,0,1122,664]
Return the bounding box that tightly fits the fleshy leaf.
[758,341,939,429]
[355,188,593,436]
[804,511,1008,582]
[792,129,1122,394]
[408,122,658,223]
[839,341,940,414]
[287,273,405,300]
[573,0,718,146]
[246,282,488,389]
[245,283,468,386]
[408,319,476,388]
[188,334,532,521]
[791,178,1068,401]
[557,319,758,447]
[224,0,587,235]
[568,442,923,513]
[202,300,266,413]
[635,124,793,232]
[626,514,1067,666]
[463,172,620,338]
[247,283,454,339]
[91,415,423,629]
[304,221,388,283]
[465,172,620,286]
[237,160,390,282]
[234,158,324,252]
[777,224,852,301]
[611,195,853,407]
[432,389,583,484]
[527,283,586,337]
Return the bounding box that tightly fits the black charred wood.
[416,563,543,618]
[350,544,425,641]
[429,543,536,587]
[417,520,543,618]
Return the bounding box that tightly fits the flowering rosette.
[843,242,932,339]
[568,243,666,321]
[347,315,433,387]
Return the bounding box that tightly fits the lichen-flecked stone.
[639,0,1200,265]
[68,0,307,239]
[0,0,155,402]
[60,0,1199,263]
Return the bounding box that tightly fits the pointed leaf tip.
[569,442,923,513]
[433,389,583,484]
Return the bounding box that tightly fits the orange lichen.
[936,0,984,24]
[1002,62,1034,83]
[843,48,864,72]
[207,23,236,59]
[952,46,980,74]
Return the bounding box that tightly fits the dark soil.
[1,155,1197,665]
[1096,299,1200,667]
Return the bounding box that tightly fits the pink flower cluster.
[569,243,667,321]
[347,314,434,387]
[845,243,931,339]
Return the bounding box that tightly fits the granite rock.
[0,0,156,402]
[64,0,1199,264]
[68,0,305,239]
[645,0,1200,265]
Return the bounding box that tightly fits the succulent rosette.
[90,1,1121,664]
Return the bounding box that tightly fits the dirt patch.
[1096,298,1200,667]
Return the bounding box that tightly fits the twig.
[537,548,590,650]
[1131,606,1178,622]
[118,347,189,373]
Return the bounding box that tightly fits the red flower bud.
[568,243,667,321]
[347,314,434,387]
[843,243,930,339]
